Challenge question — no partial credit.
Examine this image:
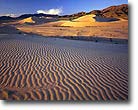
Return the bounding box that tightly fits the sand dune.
[18,17,35,24]
[17,20,128,39]
[73,14,96,22]
[0,34,128,100]
[16,14,128,39]
[60,14,120,27]
[59,14,99,27]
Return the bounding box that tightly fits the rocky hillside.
[59,12,86,20]
[60,4,128,20]
[89,4,128,19]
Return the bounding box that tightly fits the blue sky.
[0,0,128,16]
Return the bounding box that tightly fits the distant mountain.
[0,13,59,23]
[17,13,58,20]
[88,4,128,19]
[59,12,86,20]
[60,4,128,20]
[0,16,15,20]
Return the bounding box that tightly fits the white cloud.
[37,8,62,15]
[0,14,17,17]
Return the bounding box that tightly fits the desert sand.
[0,13,128,39]
[17,16,128,39]
[0,34,128,101]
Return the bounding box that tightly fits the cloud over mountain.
[37,8,62,15]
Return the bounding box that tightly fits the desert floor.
[0,34,128,101]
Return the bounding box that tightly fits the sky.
[0,0,128,16]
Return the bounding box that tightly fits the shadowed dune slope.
[0,25,21,34]
[0,34,128,101]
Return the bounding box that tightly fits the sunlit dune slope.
[60,14,95,27]
[59,14,120,27]
[18,17,35,24]
[73,14,96,22]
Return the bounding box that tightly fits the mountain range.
[0,4,128,22]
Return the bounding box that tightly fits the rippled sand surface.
[0,34,128,101]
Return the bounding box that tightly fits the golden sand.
[18,17,35,24]
[17,20,128,39]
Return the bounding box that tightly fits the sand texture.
[0,34,128,101]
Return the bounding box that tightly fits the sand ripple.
[0,34,128,101]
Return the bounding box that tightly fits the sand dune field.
[17,20,128,39]
[0,34,128,101]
